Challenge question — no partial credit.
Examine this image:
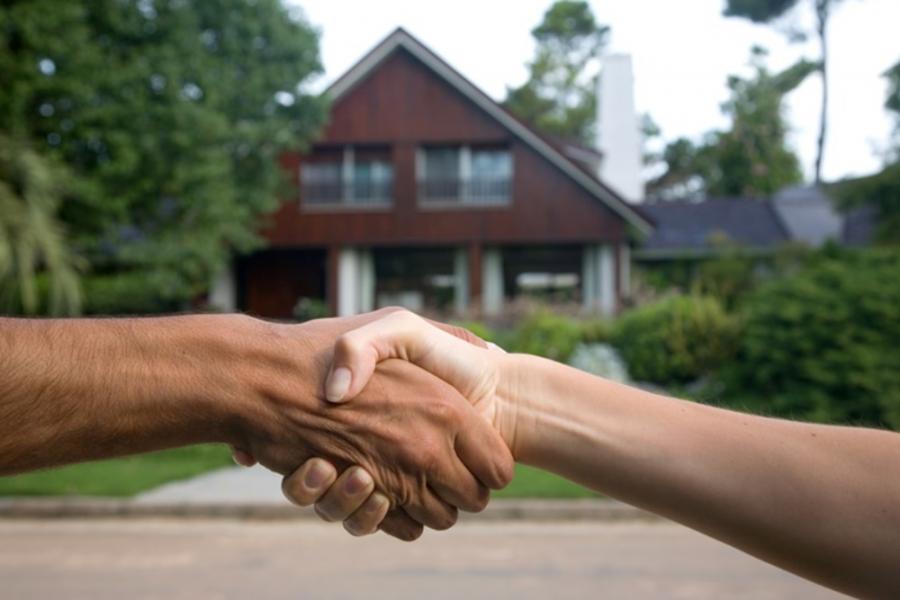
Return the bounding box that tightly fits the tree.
[648,48,817,199]
[724,0,840,185]
[886,59,900,155]
[829,59,900,245]
[0,135,82,315]
[503,1,609,144]
[0,0,327,312]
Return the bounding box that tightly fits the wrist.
[493,352,542,462]
[210,316,322,460]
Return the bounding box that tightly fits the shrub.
[721,250,900,428]
[611,295,737,385]
[505,310,584,362]
[293,297,330,322]
[453,321,497,344]
[82,272,181,315]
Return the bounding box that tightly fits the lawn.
[0,445,596,499]
[0,445,234,497]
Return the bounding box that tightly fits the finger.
[427,453,490,513]
[230,446,257,467]
[343,492,390,537]
[455,412,516,490]
[403,487,459,531]
[314,466,375,522]
[281,458,338,507]
[325,310,487,403]
[378,508,424,542]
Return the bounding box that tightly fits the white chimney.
[597,54,644,202]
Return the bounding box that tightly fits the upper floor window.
[302,145,393,207]
[419,144,512,205]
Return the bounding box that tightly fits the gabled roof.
[636,198,790,257]
[326,27,653,236]
[772,186,843,246]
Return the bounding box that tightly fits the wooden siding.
[265,48,627,247]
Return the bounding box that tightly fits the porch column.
[582,245,597,311]
[618,243,631,300]
[582,244,615,317]
[482,247,504,316]
[359,248,375,313]
[453,247,469,315]
[468,243,483,308]
[209,261,236,312]
[336,247,375,316]
[336,247,359,317]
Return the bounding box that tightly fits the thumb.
[324,310,487,403]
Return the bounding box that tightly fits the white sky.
[289,0,900,182]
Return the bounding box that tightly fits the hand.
[324,309,520,453]
[280,309,523,538]
[224,309,514,540]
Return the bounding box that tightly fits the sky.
[288,0,900,183]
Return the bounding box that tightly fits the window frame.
[416,144,513,208]
[301,145,394,211]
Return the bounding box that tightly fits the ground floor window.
[373,248,457,312]
[501,246,583,304]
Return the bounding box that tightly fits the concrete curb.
[0,497,660,522]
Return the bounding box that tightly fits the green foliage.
[504,310,585,362]
[691,238,758,309]
[0,0,327,311]
[292,297,330,322]
[503,1,608,144]
[81,271,181,315]
[724,0,798,23]
[611,295,738,385]
[887,60,900,128]
[649,49,815,199]
[831,162,900,245]
[453,320,497,344]
[0,135,82,315]
[721,251,900,427]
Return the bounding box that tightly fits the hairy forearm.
[504,353,900,598]
[0,315,262,475]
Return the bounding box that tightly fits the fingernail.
[487,342,507,354]
[368,493,389,514]
[326,367,352,403]
[304,461,330,489]
[345,468,372,495]
[231,449,254,467]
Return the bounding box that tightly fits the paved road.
[0,519,845,600]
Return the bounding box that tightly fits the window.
[419,144,512,205]
[302,145,393,207]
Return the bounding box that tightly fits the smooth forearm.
[503,353,900,598]
[0,315,263,474]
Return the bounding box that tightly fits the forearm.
[503,353,900,598]
[0,315,259,475]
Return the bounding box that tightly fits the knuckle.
[281,477,312,507]
[431,508,458,531]
[335,333,362,357]
[314,502,340,523]
[468,488,490,513]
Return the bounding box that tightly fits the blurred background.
[1,1,898,597]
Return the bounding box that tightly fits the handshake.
[3,308,897,597]
[223,308,521,541]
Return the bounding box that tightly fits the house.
[211,28,652,319]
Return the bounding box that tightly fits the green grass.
[0,446,595,499]
[497,464,598,499]
[0,444,234,497]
